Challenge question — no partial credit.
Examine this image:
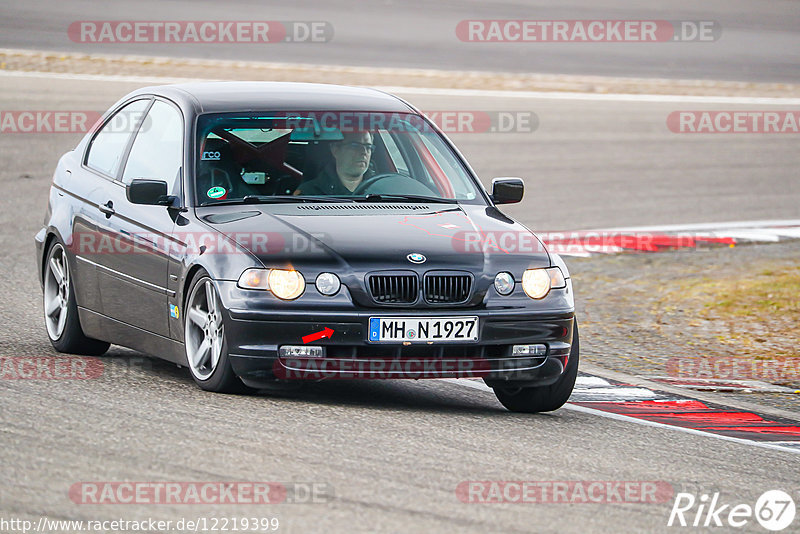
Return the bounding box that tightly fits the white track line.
[3,69,800,105]
[649,377,798,394]
[584,220,800,233]
[0,69,208,84]
[542,220,800,257]
[573,377,666,401]
[565,403,800,456]
[444,378,800,455]
[768,442,800,450]
[770,228,800,238]
[376,86,800,106]
[570,387,663,401]
[551,250,593,258]
[710,230,782,242]
[576,376,611,387]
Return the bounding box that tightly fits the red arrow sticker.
[302,328,334,344]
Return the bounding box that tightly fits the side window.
[121,100,183,196]
[85,99,150,177]
[419,133,476,200]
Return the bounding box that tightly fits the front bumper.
[218,281,575,387]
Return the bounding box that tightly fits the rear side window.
[85,99,150,177]
[121,100,184,195]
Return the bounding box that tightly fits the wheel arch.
[41,232,58,279]
[181,264,208,312]
[41,229,68,281]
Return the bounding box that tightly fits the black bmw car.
[35,82,578,413]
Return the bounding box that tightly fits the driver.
[295,130,374,195]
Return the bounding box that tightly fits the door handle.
[98,201,115,218]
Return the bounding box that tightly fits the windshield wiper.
[354,194,456,204]
[201,195,354,206]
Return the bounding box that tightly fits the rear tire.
[184,270,250,393]
[43,241,110,356]
[493,320,580,413]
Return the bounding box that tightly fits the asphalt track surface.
[2,0,800,83]
[0,73,799,533]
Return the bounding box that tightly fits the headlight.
[494,272,515,295]
[522,267,566,299]
[268,269,305,300]
[548,267,567,289]
[237,268,269,290]
[237,268,305,300]
[315,272,341,296]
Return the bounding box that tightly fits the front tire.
[184,271,249,393]
[493,320,580,413]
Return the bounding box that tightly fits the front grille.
[424,273,472,304]
[367,273,418,303]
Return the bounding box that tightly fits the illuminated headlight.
[521,267,566,299]
[268,269,305,300]
[315,272,341,296]
[237,268,305,300]
[494,272,515,295]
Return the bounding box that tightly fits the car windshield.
[194,111,485,206]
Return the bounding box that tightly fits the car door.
[94,99,184,337]
[72,98,153,314]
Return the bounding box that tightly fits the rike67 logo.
[668,490,796,531]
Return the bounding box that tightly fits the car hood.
[196,203,551,275]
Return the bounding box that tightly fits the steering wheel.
[353,173,437,197]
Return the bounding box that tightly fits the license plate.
[368,317,479,342]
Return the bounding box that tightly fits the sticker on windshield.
[207,186,227,199]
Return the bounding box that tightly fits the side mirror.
[126,179,173,206]
[490,177,524,204]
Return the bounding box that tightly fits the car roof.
[130,81,416,114]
